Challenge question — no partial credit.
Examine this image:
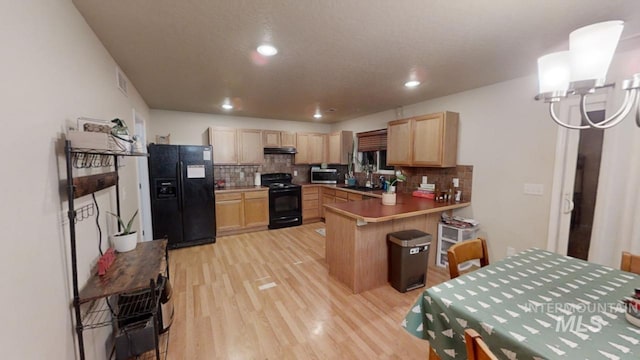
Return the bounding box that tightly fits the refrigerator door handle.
[177,161,184,213]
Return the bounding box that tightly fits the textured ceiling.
[72,0,640,123]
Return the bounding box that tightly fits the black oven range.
[260,173,302,229]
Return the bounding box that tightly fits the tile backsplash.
[398,165,473,202]
[352,165,473,201]
[214,154,314,186]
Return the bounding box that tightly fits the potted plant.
[382,173,406,206]
[110,118,135,152]
[107,210,139,252]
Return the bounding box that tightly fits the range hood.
[264,146,297,154]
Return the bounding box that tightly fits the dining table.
[403,248,640,360]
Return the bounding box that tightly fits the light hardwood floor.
[166,222,449,359]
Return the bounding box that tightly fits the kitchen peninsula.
[324,194,470,293]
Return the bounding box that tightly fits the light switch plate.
[524,183,544,196]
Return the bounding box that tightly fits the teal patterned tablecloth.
[403,248,640,359]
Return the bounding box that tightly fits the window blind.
[356,129,387,152]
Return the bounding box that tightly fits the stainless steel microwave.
[311,167,338,184]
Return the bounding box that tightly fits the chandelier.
[536,21,640,130]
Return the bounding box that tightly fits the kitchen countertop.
[214,186,267,193]
[324,193,470,223]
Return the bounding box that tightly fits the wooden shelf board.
[78,239,167,304]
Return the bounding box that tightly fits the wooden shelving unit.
[64,140,169,359]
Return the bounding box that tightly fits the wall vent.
[116,66,128,96]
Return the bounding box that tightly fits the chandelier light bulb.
[569,20,623,84]
[537,51,571,94]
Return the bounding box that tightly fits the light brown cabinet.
[386,119,412,166]
[262,130,281,147]
[295,133,326,164]
[295,133,310,164]
[243,191,269,228]
[326,131,354,165]
[262,130,297,148]
[319,188,367,219]
[238,129,264,164]
[208,127,238,164]
[309,133,326,164]
[209,127,264,165]
[215,192,244,232]
[281,132,296,147]
[387,111,458,167]
[302,186,321,222]
[320,188,336,218]
[215,189,269,235]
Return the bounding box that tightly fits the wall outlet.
[293,170,298,176]
[452,178,459,187]
[507,246,516,257]
[523,183,544,196]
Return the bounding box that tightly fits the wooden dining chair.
[447,237,489,279]
[621,251,640,274]
[464,329,498,360]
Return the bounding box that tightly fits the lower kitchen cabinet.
[215,192,244,232]
[319,188,375,219]
[320,188,335,218]
[302,186,321,223]
[215,189,269,235]
[335,189,349,203]
[243,191,269,228]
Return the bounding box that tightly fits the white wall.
[0,1,149,358]
[149,110,331,145]
[333,75,559,260]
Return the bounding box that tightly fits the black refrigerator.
[148,144,216,249]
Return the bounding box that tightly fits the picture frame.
[77,117,112,134]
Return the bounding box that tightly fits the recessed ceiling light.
[257,44,278,56]
[313,109,322,119]
[404,80,421,88]
[222,98,233,110]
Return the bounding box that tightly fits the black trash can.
[387,229,431,292]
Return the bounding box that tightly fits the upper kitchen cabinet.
[386,119,412,166]
[387,111,459,168]
[281,131,296,147]
[309,133,326,164]
[238,129,264,164]
[208,127,264,165]
[208,127,238,164]
[326,131,353,165]
[295,132,326,164]
[262,130,281,147]
[262,130,297,148]
[295,133,310,164]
